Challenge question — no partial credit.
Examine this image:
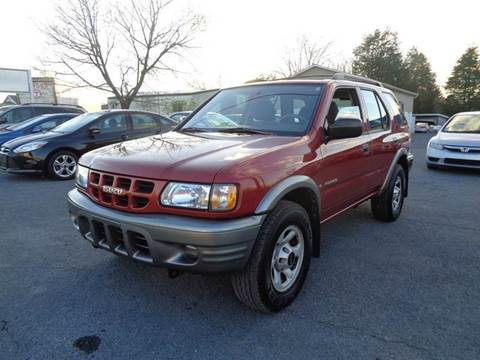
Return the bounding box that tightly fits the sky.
[1,0,479,110]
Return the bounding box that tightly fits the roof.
[291,65,418,97]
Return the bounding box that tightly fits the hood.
[436,131,480,147]
[80,131,299,182]
[2,131,62,149]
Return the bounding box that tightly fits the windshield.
[53,112,102,133]
[181,84,324,136]
[443,114,480,133]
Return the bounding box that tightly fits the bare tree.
[277,36,333,78]
[43,0,204,108]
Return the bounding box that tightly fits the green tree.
[444,47,480,115]
[352,29,408,88]
[404,47,443,113]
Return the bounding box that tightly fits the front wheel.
[47,151,78,180]
[231,200,312,312]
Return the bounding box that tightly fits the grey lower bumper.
[67,189,264,273]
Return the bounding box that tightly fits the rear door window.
[131,113,159,130]
[360,90,389,131]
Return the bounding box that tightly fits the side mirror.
[89,127,101,136]
[328,118,363,140]
[31,126,43,133]
[0,117,6,124]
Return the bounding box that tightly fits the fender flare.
[379,148,410,195]
[255,175,321,257]
[255,175,321,215]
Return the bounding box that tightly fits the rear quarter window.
[383,93,408,126]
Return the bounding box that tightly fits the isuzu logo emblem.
[102,185,125,195]
[461,147,470,153]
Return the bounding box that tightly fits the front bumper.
[67,189,264,273]
[427,147,480,169]
[0,150,45,173]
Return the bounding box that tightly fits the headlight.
[160,182,238,211]
[210,184,237,211]
[429,141,443,150]
[75,165,89,189]
[161,182,211,210]
[13,141,48,153]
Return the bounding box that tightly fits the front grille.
[444,158,480,166]
[444,145,480,153]
[87,170,166,213]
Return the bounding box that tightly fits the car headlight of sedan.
[13,141,48,153]
[75,165,89,189]
[160,182,237,211]
[429,141,443,150]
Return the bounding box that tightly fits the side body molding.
[255,175,321,215]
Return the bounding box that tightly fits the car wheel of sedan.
[231,200,312,312]
[48,151,78,180]
[371,164,405,222]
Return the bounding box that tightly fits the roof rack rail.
[331,73,383,87]
[21,102,85,109]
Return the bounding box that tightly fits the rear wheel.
[48,151,78,180]
[371,164,405,222]
[231,200,312,312]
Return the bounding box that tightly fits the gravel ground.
[1,133,479,360]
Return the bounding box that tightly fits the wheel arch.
[44,147,81,173]
[255,176,321,258]
[379,148,411,197]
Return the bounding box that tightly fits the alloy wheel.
[53,154,77,178]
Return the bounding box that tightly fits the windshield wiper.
[179,127,213,133]
[213,127,272,135]
[180,127,272,135]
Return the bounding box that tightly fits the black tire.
[47,151,78,180]
[371,164,406,222]
[231,200,312,313]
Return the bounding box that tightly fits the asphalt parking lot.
[1,134,479,360]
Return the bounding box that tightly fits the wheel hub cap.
[270,225,305,293]
[392,176,402,212]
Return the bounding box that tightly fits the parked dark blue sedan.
[0,113,78,146]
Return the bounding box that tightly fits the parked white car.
[415,122,430,133]
[427,112,480,169]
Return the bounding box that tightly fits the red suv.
[68,79,413,312]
